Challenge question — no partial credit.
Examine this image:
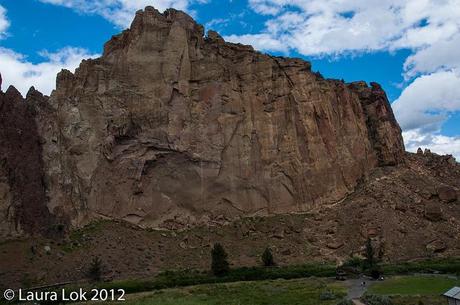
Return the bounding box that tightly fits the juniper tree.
[87,256,103,282]
[365,238,375,269]
[261,247,275,267]
[211,243,229,276]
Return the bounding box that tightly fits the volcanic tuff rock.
[0,83,56,237]
[0,6,406,237]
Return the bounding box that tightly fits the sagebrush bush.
[362,294,393,305]
[336,299,354,305]
[344,256,364,268]
[319,290,336,300]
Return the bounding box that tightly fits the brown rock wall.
[0,7,405,235]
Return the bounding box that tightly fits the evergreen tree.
[87,256,103,282]
[365,238,375,269]
[211,243,229,276]
[261,247,275,266]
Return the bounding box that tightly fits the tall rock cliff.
[0,7,405,237]
[0,83,56,237]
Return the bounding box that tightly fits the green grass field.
[369,275,460,295]
[106,278,346,305]
[390,295,446,305]
[367,275,460,305]
[96,264,337,294]
[70,274,460,305]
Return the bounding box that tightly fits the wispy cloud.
[205,18,229,30]
[0,5,10,39]
[39,0,206,28]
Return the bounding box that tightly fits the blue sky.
[0,0,459,158]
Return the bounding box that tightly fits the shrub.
[261,247,275,267]
[336,299,354,305]
[370,268,381,280]
[319,290,337,301]
[211,243,229,276]
[381,257,460,275]
[362,294,393,305]
[87,256,103,282]
[344,256,364,269]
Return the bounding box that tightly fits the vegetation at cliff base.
[97,263,337,294]
[104,278,346,305]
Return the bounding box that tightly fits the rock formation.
[1,7,460,287]
[0,83,56,237]
[2,6,406,237]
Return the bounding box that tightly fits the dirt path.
[344,276,372,305]
[345,277,369,299]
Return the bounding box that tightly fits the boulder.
[395,202,408,212]
[271,228,285,239]
[424,202,443,222]
[426,239,447,253]
[437,185,457,203]
[327,241,344,250]
[281,249,292,256]
[446,156,457,165]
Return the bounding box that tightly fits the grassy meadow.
[368,275,460,305]
[105,278,346,305]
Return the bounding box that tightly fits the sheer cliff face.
[1,7,404,235]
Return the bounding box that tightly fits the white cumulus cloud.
[0,4,99,96]
[403,130,460,160]
[225,33,289,53]
[231,0,460,56]
[39,0,204,28]
[0,47,99,96]
[403,33,460,79]
[392,70,460,132]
